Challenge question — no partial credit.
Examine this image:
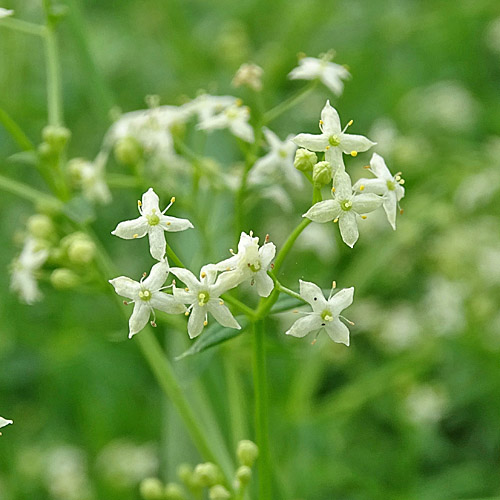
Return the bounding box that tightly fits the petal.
[109,276,140,299]
[396,184,405,202]
[288,58,320,80]
[150,292,186,314]
[293,133,329,152]
[339,211,359,248]
[172,287,196,303]
[352,178,387,195]
[259,242,276,268]
[351,193,383,214]
[169,268,200,290]
[325,147,345,172]
[148,226,166,261]
[129,302,151,338]
[383,192,398,230]
[213,269,245,293]
[299,280,327,309]
[263,127,282,150]
[142,261,169,290]
[332,170,352,199]
[340,133,376,154]
[213,255,239,272]
[328,287,354,316]
[230,121,254,143]
[369,153,392,180]
[188,305,206,338]
[303,200,341,223]
[324,318,350,345]
[160,215,194,232]
[248,153,279,185]
[197,113,229,131]
[142,188,160,214]
[255,272,274,297]
[285,314,323,338]
[207,301,241,329]
[321,100,341,135]
[111,217,148,239]
[0,416,13,428]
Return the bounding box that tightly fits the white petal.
[0,416,13,428]
[285,314,323,338]
[263,127,282,150]
[304,200,341,223]
[259,242,276,268]
[142,261,169,290]
[321,100,341,135]
[324,318,350,345]
[328,287,354,316]
[170,268,200,290]
[299,280,327,309]
[325,147,345,172]
[109,276,140,300]
[288,58,320,81]
[369,153,392,180]
[207,301,241,329]
[230,120,254,143]
[142,188,160,214]
[111,217,148,239]
[383,191,398,230]
[197,113,229,131]
[213,269,245,293]
[129,302,151,338]
[340,133,376,154]
[150,293,186,314]
[339,211,359,248]
[333,170,352,199]
[148,226,166,261]
[172,287,196,303]
[188,305,206,338]
[213,255,239,272]
[255,272,274,297]
[321,65,349,96]
[160,215,194,232]
[293,133,329,152]
[248,153,279,185]
[351,193,383,214]
[352,178,387,195]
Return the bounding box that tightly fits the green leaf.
[7,151,39,167]
[176,317,249,360]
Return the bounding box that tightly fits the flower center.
[225,108,238,119]
[146,211,160,226]
[248,261,261,273]
[198,291,210,307]
[278,148,288,159]
[139,289,152,301]
[340,199,352,211]
[321,309,334,322]
[387,180,396,191]
[328,135,341,147]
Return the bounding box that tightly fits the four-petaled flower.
[109,261,186,338]
[353,153,405,230]
[286,280,354,345]
[293,100,375,170]
[170,267,241,338]
[303,170,383,247]
[112,188,193,261]
[288,54,350,96]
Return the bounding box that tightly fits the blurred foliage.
[2,0,500,499]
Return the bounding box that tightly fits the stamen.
[333,218,339,223]
[265,234,270,243]
[150,320,157,328]
[400,209,404,215]
[325,145,330,150]
[123,301,129,306]
[363,165,370,169]
[235,98,243,106]
[293,309,299,313]
[185,287,189,292]
[399,179,405,185]
[203,320,208,326]
[331,187,336,192]
[201,271,207,278]
[133,233,139,238]
[361,215,367,220]
[138,200,142,207]
[170,196,176,203]
[319,120,324,125]
[359,185,365,191]
[229,248,235,255]
[341,315,355,326]
[341,119,353,134]
[219,300,224,305]
[350,151,357,157]
[184,310,190,316]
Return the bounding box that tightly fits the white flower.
[286,280,354,345]
[214,231,276,297]
[0,416,13,432]
[248,128,301,189]
[232,63,264,91]
[186,94,238,123]
[0,8,14,18]
[353,153,405,230]
[69,156,111,205]
[304,170,383,247]
[288,54,350,96]
[112,188,193,261]
[293,100,375,169]
[197,103,254,143]
[170,267,241,338]
[109,261,186,338]
[10,238,49,304]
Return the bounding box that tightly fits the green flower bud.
[114,136,143,165]
[176,463,194,485]
[139,477,164,500]
[209,485,231,500]
[236,440,259,467]
[67,238,96,265]
[312,160,332,187]
[193,462,220,487]
[164,483,186,500]
[27,214,54,240]
[294,148,317,173]
[236,465,252,485]
[67,158,88,182]
[37,142,54,161]
[42,125,71,152]
[50,268,79,290]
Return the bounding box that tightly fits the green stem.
[269,273,306,303]
[0,17,45,37]
[43,20,63,126]
[263,80,317,124]
[273,218,311,275]
[0,174,62,210]
[0,107,35,151]
[252,319,272,499]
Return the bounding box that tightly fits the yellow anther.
[361,215,367,220]
[138,200,142,206]
[319,120,324,125]
[185,287,189,292]
[359,185,365,191]
[331,186,336,192]
[184,310,190,316]
[133,233,139,238]
[219,300,224,305]
[235,98,243,106]
[325,145,331,150]
[347,119,354,126]
[203,320,208,326]
[170,196,176,203]
[201,271,206,278]
[332,281,336,289]
[350,151,358,157]
[400,179,405,185]
[333,218,339,223]
[363,165,370,169]
[311,338,317,346]
[400,209,404,215]
[293,309,299,313]
[167,222,171,226]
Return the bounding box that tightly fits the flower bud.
[176,463,194,485]
[294,148,317,173]
[50,268,79,290]
[236,440,259,467]
[236,465,252,485]
[209,485,231,500]
[139,477,164,500]
[232,63,264,91]
[27,214,54,239]
[114,137,143,165]
[164,483,186,500]
[312,160,332,187]
[193,462,220,487]
[42,125,71,152]
[37,142,54,161]
[67,237,96,265]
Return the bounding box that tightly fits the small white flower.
[288,54,350,96]
[232,63,264,91]
[112,188,193,261]
[197,103,254,143]
[304,170,383,247]
[170,267,241,339]
[286,280,354,345]
[293,100,376,170]
[187,94,238,123]
[0,416,13,432]
[0,8,14,18]
[69,156,111,205]
[214,231,276,297]
[109,261,186,338]
[10,238,49,304]
[248,128,301,189]
[353,153,405,230]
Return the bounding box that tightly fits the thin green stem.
[0,107,35,151]
[222,294,257,320]
[273,218,311,275]
[269,273,306,303]
[0,174,62,209]
[0,17,45,37]
[42,19,63,126]
[252,319,272,500]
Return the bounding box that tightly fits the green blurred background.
[2,0,500,499]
